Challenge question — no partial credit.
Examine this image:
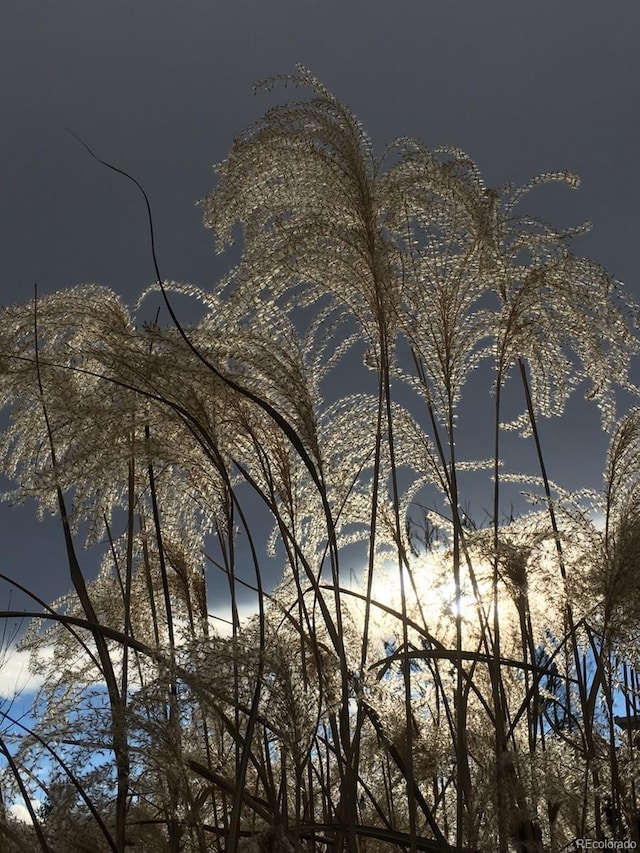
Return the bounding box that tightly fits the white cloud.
[0,645,52,699]
[209,599,258,637]
[8,799,41,824]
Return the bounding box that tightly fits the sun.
[354,551,482,634]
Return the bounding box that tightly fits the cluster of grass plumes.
[1,68,640,852]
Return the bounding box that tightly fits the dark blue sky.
[1,0,639,612]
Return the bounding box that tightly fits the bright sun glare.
[363,553,480,627]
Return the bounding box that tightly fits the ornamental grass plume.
[591,408,640,647]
